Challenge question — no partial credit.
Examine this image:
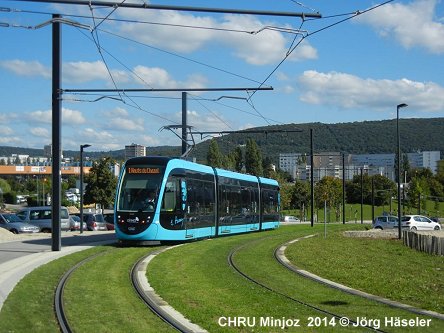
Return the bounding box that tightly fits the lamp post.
[397,103,408,239]
[80,144,91,233]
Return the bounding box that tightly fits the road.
[0,230,117,264]
[0,229,117,310]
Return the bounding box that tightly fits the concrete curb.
[275,235,444,321]
[0,239,113,311]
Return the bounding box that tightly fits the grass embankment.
[0,245,172,333]
[285,229,444,313]
[148,224,444,332]
[283,199,444,222]
[0,224,443,332]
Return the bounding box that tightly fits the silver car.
[373,216,399,230]
[401,215,441,231]
[82,213,107,231]
[0,213,40,234]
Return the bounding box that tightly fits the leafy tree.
[262,156,274,178]
[206,139,223,168]
[0,178,11,203]
[83,157,117,209]
[315,176,342,210]
[231,146,243,172]
[372,175,396,206]
[290,179,310,210]
[395,153,410,183]
[279,183,292,211]
[245,138,263,176]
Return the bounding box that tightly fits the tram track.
[227,235,388,333]
[130,246,208,333]
[54,250,111,333]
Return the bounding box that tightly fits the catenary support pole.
[182,92,187,156]
[342,153,346,224]
[51,14,61,251]
[310,129,314,227]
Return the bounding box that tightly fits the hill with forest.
[1,118,443,164]
[188,118,444,163]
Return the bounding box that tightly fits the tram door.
[181,179,194,239]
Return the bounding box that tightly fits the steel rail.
[227,236,387,333]
[130,247,206,333]
[54,250,111,333]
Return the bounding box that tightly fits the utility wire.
[248,0,396,102]
[98,28,266,86]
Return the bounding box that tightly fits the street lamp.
[80,144,91,233]
[397,103,408,239]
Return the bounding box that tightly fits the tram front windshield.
[117,166,163,212]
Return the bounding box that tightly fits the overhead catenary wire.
[246,0,395,102]
[3,1,396,139]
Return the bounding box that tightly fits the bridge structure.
[0,165,91,176]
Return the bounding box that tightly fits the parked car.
[401,215,441,231]
[15,206,70,232]
[0,213,40,234]
[103,213,115,230]
[82,213,107,231]
[69,215,82,231]
[373,216,399,230]
[283,215,300,222]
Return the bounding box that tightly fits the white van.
[16,206,70,233]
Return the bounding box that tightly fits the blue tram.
[114,156,280,242]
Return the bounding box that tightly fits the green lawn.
[0,224,442,332]
[283,199,444,223]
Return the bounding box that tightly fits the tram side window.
[219,184,242,217]
[240,186,259,215]
[186,179,215,215]
[161,177,181,212]
[263,189,279,214]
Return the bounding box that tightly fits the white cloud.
[106,117,144,131]
[30,127,50,138]
[0,59,130,84]
[115,9,317,65]
[27,110,52,124]
[133,66,178,88]
[356,0,444,54]
[82,128,114,142]
[26,108,86,124]
[141,135,161,146]
[181,110,232,132]
[0,60,50,78]
[0,113,18,123]
[64,61,130,84]
[297,70,444,111]
[0,136,21,145]
[62,108,87,125]
[133,66,208,91]
[118,8,215,53]
[219,15,317,65]
[0,126,14,136]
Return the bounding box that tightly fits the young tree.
[290,179,310,210]
[231,146,243,172]
[245,138,263,176]
[315,176,342,221]
[206,139,223,168]
[83,157,117,209]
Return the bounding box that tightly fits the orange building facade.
[0,165,91,176]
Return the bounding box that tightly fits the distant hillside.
[1,118,443,164]
[188,118,444,163]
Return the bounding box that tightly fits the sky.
[0,0,443,152]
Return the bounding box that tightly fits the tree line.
[205,139,444,218]
[1,139,443,219]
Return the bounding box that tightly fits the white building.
[125,143,146,160]
[407,151,440,174]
